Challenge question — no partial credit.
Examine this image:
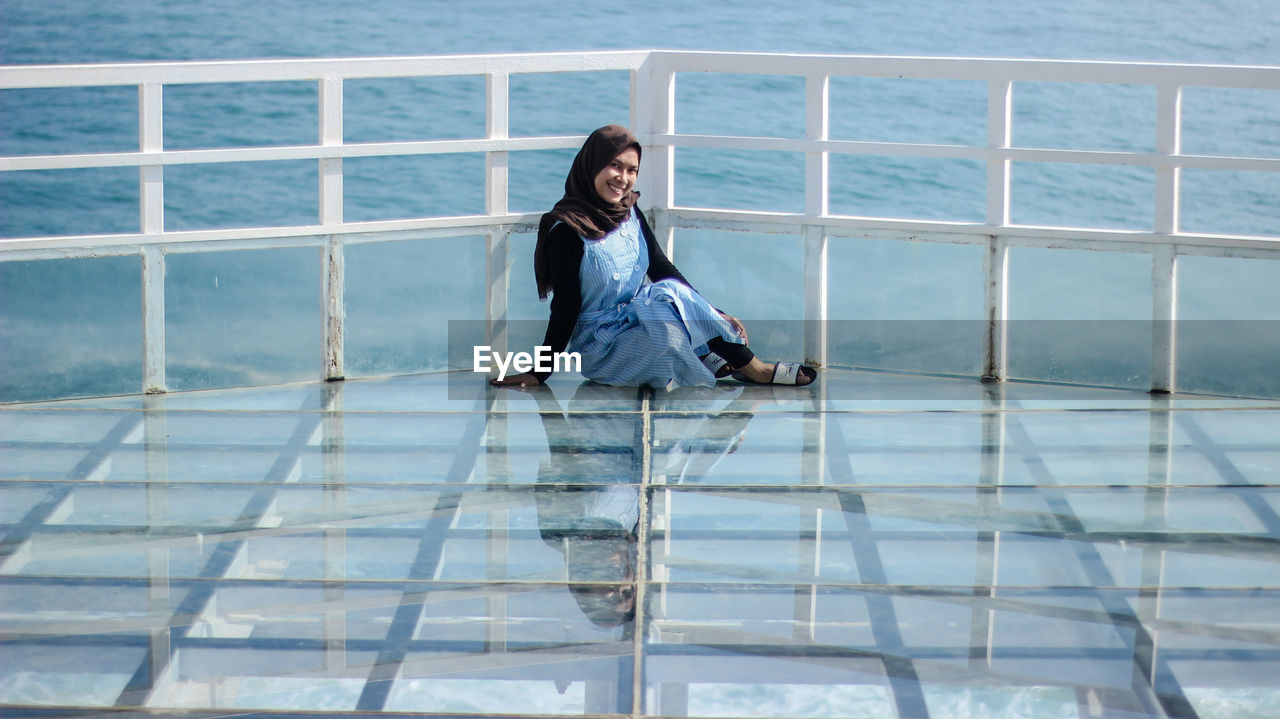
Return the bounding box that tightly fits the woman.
[491,124,816,390]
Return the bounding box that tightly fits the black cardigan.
[533,210,693,382]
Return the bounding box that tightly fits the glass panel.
[1177,255,1280,398]
[165,246,321,391]
[344,75,484,142]
[163,160,317,230]
[828,155,985,222]
[0,256,141,402]
[164,82,316,150]
[509,72,631,138]
[671,229,803,362]
[346,234,485,376]
[1010,163,1155,230]
[828,236,985,376]
[1007,247,1153,389]
[3,371,1279,717]
[0,167,139,238]
[675,73,804,138]
[344,154,485,221]
[675,148,804,213]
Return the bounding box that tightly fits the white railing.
[2,51,1278,397]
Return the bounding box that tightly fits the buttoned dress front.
[565,209,743,390]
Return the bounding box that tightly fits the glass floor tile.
[2,368,1278,718]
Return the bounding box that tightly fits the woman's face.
[593,147,639,204]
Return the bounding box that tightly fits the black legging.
[706,336,755,369]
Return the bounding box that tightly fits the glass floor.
[2,368,1278,719]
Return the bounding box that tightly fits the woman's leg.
[707,337,815,386]
[706,337,754,368]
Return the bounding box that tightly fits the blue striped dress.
[565,209,746,390]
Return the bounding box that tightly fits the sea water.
[0,0,1277,401]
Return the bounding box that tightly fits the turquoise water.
[0,0,1278,401]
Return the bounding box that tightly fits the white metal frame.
[2,51,1278,396]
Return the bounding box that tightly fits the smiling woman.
[489,124,816,390]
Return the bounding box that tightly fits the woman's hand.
[719,311,748,344]
[489,372,541,389]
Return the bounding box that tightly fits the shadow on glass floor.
[1,369,1278,718]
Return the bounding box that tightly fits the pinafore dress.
[565,209,745,390]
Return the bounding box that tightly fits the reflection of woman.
[491,124,815,390]
[531,382,762,627]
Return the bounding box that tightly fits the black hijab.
[534,124,642,300]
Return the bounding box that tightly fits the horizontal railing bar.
[7,52,1277,91]
[0,136,588,172]
[0,214,542,258]
[4,206,1277,260]
[0,50,649,89]
[665,208,1280,256]
[8,136,1277,174]
[653,51,1280,88]
[655,133,1280,171]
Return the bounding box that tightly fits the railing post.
[986,80,1013,227]
[142,246,166,394]
[636,55,676,254]
[319,77,345,380]
[324,235,345,381]
[1155,84,1183,236]
[804,73,830,368]
[1151,245,1178,393]
[486,71,510,216]
[319,76,344,226]
[139,82,166,393]
[983,236,1009,382]
[1152,85,1182,394]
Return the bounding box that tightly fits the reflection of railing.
[3,52,1278,397]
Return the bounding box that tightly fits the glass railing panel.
[1007,247,1153,389]
[828,235,985,376]
[0,256,141,402]
[671,228,803,362]
[346,233,484,377]
[1176,255,1280,398]
[165,246,321,391]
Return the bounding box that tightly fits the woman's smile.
[593,147,639,204]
